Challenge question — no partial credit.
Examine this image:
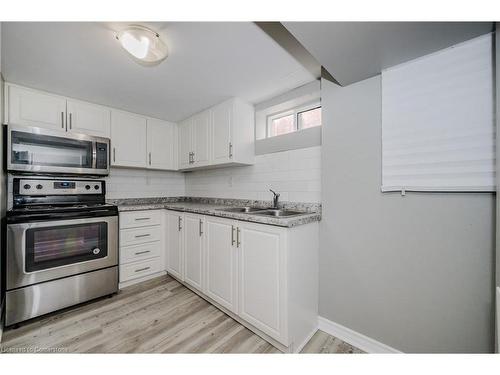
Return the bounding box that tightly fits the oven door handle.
[8,209,118,223]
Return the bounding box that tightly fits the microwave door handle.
[92,142,97,169]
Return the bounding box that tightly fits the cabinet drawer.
[120,226,162,247]
[120,210,162,229]
[120,241,161,264]
[119,257,162,283]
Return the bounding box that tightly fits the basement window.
[266,103,321,138]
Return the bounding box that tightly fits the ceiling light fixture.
[116,25,168,66]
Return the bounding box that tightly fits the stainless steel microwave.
[7,125,110,176]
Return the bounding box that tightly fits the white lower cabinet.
[183,214,204,291]
[238,222,287,344]
[165,211,184,280]
[119,210,166,287]
[204,216,239,314]
[164,210,319,352]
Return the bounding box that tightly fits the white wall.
[185,146,321,203]
[105,167,185,199]
[320,76,495,353]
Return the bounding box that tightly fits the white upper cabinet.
[179,97,255,171]
[66,99,111,138]
[192,111,211,166]
[178,112,211,169]
[7,84,67,131]
[111,110,148,168]
[179,118,193,169]
[147,118,176,170]
[211,100,232,164]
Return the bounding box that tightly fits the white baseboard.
[294,326,319,353]
[318,316,402,353]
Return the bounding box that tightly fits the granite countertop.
[109,197,321,228]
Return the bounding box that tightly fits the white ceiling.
[283,22,493,86]
[1,22,315,122]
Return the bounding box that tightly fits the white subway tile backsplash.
[105,168,185,199]
[185,146,321,203]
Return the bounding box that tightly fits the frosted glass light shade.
[116,25,168,65]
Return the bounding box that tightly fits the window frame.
[266,101,321,139]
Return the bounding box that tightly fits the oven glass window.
[25,222,108,272]
[11,131,93,169]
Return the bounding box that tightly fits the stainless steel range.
[5,177,118,326]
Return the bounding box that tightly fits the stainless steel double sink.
[219,206,305,217]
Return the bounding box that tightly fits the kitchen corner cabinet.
[178,111,211,169]
[112,111,178,171]
[5,83,111,137]
[165,210,319,353]
[178,98,255,171]
[111,110,148,168]
[147,118,177,170]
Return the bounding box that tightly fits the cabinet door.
[166,211,184,280]
[205,217,238,313]
[211,100,232,164]
[110,110,147,168]
[178,118,192,169]
[67,99,111,137]
[147,118,175,170]
[8,85,66,131]
[192,111,211,166]
[238,222,287,344]
[183,214,204,291]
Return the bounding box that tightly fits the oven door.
[7,125,109,176]
[6,216,118,290]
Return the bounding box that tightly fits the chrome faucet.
[269,189,280,209]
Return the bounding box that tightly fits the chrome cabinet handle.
[135,234,150,238]
[61,112,64,129]
[149,152,152,165]
[135,250,151,255]
[113,148,116,162]
[229,142,233,158]
[135,267,150,273]
[134,217,150,221]
[231,225,235,246]
[178,216,182,231]
[199,219,203,236]
[236,227,241,248]
[69,112,72,129]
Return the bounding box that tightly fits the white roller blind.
[382,33,495,192]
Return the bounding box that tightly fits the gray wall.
[320,76,495,353]
[495,24,499,352]
[0,21,4,342]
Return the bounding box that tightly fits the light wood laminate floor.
[1,275,363,354]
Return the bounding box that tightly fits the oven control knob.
[36,184,43,190]
[23,184,31,190]
[85,185,91,190]
[92,248,100,255]
[94,185,100,190]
